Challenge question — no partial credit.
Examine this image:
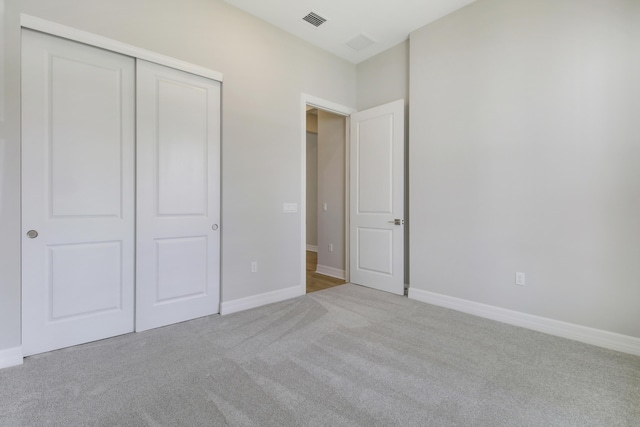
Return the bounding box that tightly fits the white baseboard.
[306,245,318,252]
[408,288,640,357]
[315,265,345,280]
[220,285,305,316]
[0,347,23,370]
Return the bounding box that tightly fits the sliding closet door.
[21,30,135,356]
[136,60,221,332]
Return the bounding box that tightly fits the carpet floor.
[1,284,639,426]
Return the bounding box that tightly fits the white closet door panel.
[21,29,135,356]
[136,60,221,332]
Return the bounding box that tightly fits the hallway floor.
[306,251,345,293]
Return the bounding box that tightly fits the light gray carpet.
[1,284,639,426]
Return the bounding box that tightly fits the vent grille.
[345,34,376,51]
[303,12,327,27]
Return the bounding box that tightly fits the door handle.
[212,224,219,231]
[388,219,405,226]
[27,230,39,239]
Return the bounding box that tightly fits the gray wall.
[316,110,345,274]
[0,0,21,352]
[0,0,356,352]
[306,111,318,134]
[409,0,640,338]
[356,40,409,111]
[306,131,318,247]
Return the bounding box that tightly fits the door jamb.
[300,94,355,292]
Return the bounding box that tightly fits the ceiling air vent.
[303,12,327,27]
[345,34,376,51]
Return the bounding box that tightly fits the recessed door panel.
[156,237,208,303]
[157,80,208,216]
[356,228,393,275]
[356,115,394,214]
[22,29,135,356]
[136,60,221,332]
[49,242,123,320]
[50,56,124,218]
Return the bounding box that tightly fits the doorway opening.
[301,95,406,297]
[300,94,355,293]
[305,106,347,293]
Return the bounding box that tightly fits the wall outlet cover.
[283,203,298,213]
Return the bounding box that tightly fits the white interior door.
[21,30,136,356]
[136,60,221,332]
[349,99,405,295]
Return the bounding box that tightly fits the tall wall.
[409,0,640,338]
[356,40,409,111]
[0,0,356,353]
[0,0,21,353]
[316,110,345,276]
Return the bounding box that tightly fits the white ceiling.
[224,0,476,64]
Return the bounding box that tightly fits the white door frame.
[300,94,355,292]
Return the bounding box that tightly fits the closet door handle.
[212,224,219,231]
[27,230,39,239]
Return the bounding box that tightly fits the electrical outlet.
[251,261,258,273]
[329,244,333,252]
[515,272,525,286]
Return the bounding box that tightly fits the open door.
[349,100,405,295]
